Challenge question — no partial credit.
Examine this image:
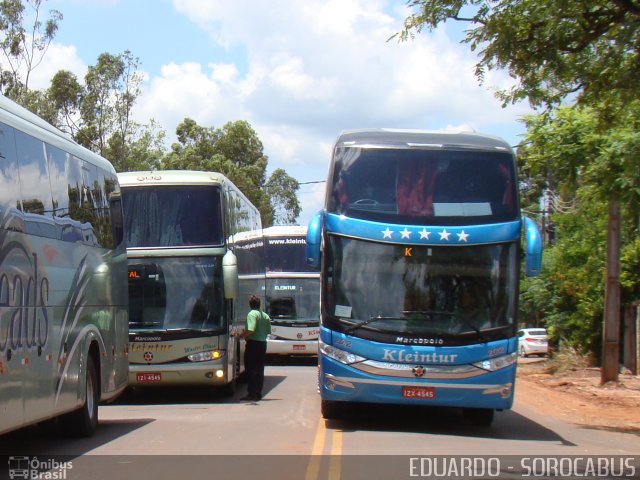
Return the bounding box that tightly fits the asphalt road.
[1,356,638,480]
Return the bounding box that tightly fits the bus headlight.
[472,352,517,372]
[319,340,365,365]
[188,350,225,362]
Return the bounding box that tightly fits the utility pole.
[601,198,620,383]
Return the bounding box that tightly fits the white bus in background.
[262,226,320,355]
[0,95,129,437]
[118,170,264,395]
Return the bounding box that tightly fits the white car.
[517,328,548,357]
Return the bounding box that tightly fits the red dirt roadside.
[516,361,640,432]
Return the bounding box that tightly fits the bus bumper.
[267,339,318,355]
[319,356,515,410]
[129,361,231,386]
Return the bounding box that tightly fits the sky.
[27,0,534,226]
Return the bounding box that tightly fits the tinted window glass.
[324,236,518,344]
[122,185,224,248]
[128,257,224,331]
[46,144,82,218]
[264,236,317,272]
[45,144,85,242]
[329,148,517,225]
[14,130,52,217]
[0,122,23,232]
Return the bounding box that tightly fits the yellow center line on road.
[305,417,326,480]
[328,425,342,479]
[305,417,343,480]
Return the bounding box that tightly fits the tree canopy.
[518,105,640,355]
[398,0,640,111]
[0,0,61,101]
[163,118,301,227]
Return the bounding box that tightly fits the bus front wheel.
[321,399,343,419]
[463,408,494,426]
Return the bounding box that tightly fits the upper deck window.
[264,236,317,273]
[328,147,517,225]
[122,185,223,247]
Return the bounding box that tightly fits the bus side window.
[45,144,86,242]
[15,130,53,218]
[0,122,24,232]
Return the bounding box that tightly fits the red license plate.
[292,345,306,351]
[137,372,162,382]
[402,386,435,399]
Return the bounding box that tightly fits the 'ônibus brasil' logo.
[0,244,50,358]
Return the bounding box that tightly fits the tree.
[162,118,301,226]
[398,0,640,111]
[399,0,640,380]
[520,104,640,365]
[76,51,142,159]
[163,117,221,171]
[0,0,62,101]
[265,168,301,225]
[107,119,165,172]
[46,69,82,132]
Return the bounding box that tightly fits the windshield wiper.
[457,317,489,342]
[402,310,452,319]
[405,309,490,342]
[344,315,406,333]
[344,310,490,341]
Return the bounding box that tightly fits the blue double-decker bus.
[307,129,542,425]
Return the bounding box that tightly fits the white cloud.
[31,0,532,226]
[155,1,534,224]
[12,42,86,91]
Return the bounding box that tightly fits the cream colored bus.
[118,170,263,394]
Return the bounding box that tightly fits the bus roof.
[262,225,307,238]
[335,128,513,152]
[117,170,231,186]
[0,95,116,174]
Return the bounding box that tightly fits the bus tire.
[321,399,342,419]
[463,408,494,426]
[62,355,99,437]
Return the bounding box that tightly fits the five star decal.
[380,226,470,243]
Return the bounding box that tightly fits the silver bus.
[118,170,264,394]
[0,95,129,437]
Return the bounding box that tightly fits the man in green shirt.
[238,294,271,401]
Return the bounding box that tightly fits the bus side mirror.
[524,216,542,277]
[306,210,324,268]
[222,250,239,299]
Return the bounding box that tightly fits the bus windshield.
[264,236,317,272]
[324,236,518,342]
[328,148,517,225]
[122,185,223,247]
[128,256,224,332]
[266,277,320,324]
